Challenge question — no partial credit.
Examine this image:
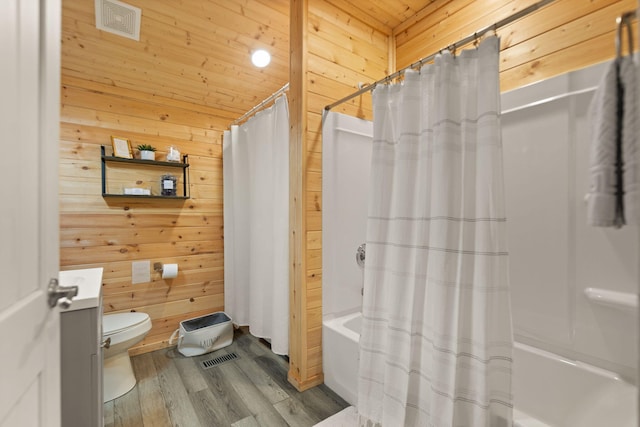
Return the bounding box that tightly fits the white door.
[0,0,61,426]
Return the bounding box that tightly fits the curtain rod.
[231,82,290,126]
[324,0,556,112]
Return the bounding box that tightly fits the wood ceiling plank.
[321,0,395,35]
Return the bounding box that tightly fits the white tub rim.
[323,311,361,343]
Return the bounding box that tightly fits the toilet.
[102,312,152,402]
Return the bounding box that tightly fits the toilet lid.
[103,312,149,336]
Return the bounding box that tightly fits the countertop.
[58,267,104,312]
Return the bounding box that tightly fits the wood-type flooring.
[104,327,349,427]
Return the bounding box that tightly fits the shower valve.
[356,243,366,268]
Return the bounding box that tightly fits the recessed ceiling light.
[251,49,271,68]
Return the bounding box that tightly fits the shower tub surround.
[322,60,637,426]
[322,311,635,426]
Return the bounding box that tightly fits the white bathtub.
[323,312,362,407]
[322,312,637,427]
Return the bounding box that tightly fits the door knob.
[47,278,79,308]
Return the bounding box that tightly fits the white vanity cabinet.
[59,268,104,427]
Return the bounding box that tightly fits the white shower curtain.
[223,95,289,355]
[357,37,513,426]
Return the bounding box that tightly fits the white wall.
[322,112,373,319]
[502,61,638,382]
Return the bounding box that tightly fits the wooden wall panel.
[288,0,390,390]
[59,82,226,354]
[60,0,289,355]
[394,0,637,92]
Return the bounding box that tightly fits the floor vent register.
[200,352,239,369]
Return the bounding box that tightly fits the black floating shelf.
[102,194,190,199]
[101,145,190,199]
[101,154,190,169]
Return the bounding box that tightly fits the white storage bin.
[169,312,233,357]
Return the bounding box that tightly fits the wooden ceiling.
[62,0,291,125]
[325,0,436,35]
[61,0,434,127]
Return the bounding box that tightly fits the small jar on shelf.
[160,174,177,196]
[166,146,181,162]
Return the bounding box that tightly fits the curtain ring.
[473,32,479,48]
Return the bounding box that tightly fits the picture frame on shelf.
[111,136,133,159]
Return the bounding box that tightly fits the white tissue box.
[123,187,151,195]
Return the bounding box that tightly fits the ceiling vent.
[95,0,141,41]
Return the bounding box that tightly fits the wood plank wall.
[60,0,289,355]
[394,0,638,92]
[292,0,638,388]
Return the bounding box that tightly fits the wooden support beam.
[289,0,325,392]
[288,0,310,391]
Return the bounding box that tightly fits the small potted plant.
[136,144,157,160]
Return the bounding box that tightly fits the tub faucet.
[356,243,366,268]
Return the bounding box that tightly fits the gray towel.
[620,56,640,225]
[587,60,623,227]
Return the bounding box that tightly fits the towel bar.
[584,287,638,312]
